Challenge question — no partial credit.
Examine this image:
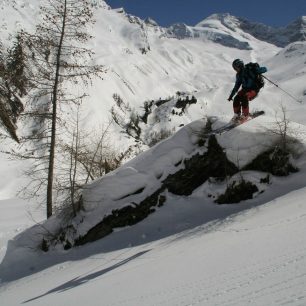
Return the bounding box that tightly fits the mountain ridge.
[166,13,306,47]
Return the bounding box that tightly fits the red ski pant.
[233,89,258,116]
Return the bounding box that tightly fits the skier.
[228,59,267,121]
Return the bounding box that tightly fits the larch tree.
[21,0,104,218]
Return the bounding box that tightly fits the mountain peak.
[144,17,159,27]
[195,13,240,30]
[167,14,251,50]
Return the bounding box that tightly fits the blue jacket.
[229,65,267,100]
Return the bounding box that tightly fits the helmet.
[232,59,244,70]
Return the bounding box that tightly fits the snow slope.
[1,176,306,305]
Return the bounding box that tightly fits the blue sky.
[105,0,305,27]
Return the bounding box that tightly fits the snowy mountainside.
[1,0,304,133]
[1,2,306,304]
[81,5,284,131]
[0,0,282,147]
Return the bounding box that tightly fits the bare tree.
[57,110,131,217]
[267,105,296,152]
[19,0,104,218]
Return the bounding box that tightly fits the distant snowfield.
[1,1,306,305]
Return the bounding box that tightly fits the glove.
[227,97,232,101]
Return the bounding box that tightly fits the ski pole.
[262,75,302,103]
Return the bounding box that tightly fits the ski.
[206,111,265,137]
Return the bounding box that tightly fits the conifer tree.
[0,35,26,142]
[7,34,28,97]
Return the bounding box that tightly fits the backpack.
[245,62,265,90]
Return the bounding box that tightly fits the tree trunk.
[46,0,67,218]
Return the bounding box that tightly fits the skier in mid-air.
[228,59,267,121]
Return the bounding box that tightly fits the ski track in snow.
[103,217,306,306]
